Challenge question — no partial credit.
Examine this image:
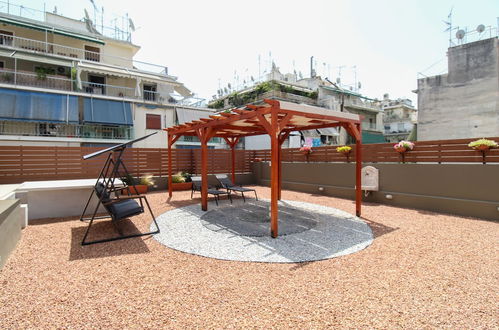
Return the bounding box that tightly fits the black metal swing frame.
[79,132,160,245]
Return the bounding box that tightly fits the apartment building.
[381,94,417,142]
[0,4,222,149]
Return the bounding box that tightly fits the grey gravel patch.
[200,200,319,237]
[153,199,373,263]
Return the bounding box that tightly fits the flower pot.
[171,182,193,191]
[121,184,148,195]
[395,147,407,153]
[474,145,490,151]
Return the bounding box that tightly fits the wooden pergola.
[165,99,362,238]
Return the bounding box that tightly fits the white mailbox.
[361,166,379,191]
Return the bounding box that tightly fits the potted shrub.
[468,138,498,164]
[122,174,154,194]
[170,172,193,191]
[393,140,415,163]
[336,145,352,163]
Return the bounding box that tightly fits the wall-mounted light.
[385,194,393,200]
[318,186,324,192]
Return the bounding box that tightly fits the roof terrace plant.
[467,138,498,151]
[393,140,415,153]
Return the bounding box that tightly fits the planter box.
[121,185,148,195]
[171,182,192,191]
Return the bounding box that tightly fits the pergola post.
[277,131,290,200]
[167,133,181,199]
[223,137,240,184]
[167,134,173,198]
[355,123,362,217]
[270,107,279,238]
[197,128,214,211]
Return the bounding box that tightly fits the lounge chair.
[215,174,258,202]
[191,176,232,206]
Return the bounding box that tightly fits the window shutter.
[146,114,161,129]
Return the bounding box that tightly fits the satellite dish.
[476,24,485,33]
[456,29,465,39]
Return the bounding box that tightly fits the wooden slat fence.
[1,137,497,184]
[0,147,253,184]
[248,137,499,164]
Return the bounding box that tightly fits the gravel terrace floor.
[1,186,498,328]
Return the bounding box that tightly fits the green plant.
[468,138,498,150]
[122,173,136,186]
[35,67,55,80]
[336,146,352,153]
[180,172,192,182]
[139,174,155,186]
[171,174,185,183]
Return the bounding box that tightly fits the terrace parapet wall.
[253,162,499,221]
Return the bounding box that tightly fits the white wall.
[132,104,174,148]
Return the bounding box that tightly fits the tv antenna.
[443,7,454,47]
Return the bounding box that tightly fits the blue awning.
[0,88,78,123]
[83,97,133,126]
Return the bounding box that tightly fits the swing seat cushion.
[107,199,144,220]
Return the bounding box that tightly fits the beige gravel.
[1,186,498,328]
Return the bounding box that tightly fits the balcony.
[0,121,133,140]
[0,33,168,75]
[344,99,381,112]
[0,68,165,102]
[178,135,222,144]
[361,121,380,131]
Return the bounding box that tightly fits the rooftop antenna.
[443,7,454,47]
[88,0,97,27]
[101,6,104,34]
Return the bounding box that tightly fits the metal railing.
[0,68,74,91]
[178,136,222,144]
[361,121,379,131]
[0,0,132,43]
[0,120,133,140]
[344,98,381,111]
[0,68,159,102]
[0,33,168,75]
[81,81,135,98]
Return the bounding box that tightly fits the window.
[84,45,100,62]
[143,84,157,101]
[0,61,4,69]
[0,30,13,46]
[146,114,161,130]
[86,75,105,95]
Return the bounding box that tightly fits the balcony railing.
[0,68,73,91]
[362,121,379,131]
[0,0,133,43]
[0,68,167,103]
[0,33,168,75]
[178,136,222,144]
[81,81,135,99]
[344,99,381,112]
[0,121,133,140]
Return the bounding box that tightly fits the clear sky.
[26,0,499,104]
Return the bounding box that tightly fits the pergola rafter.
[165,99,363,238]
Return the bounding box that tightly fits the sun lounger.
[191,176,232,206]
[215,174,258,202]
